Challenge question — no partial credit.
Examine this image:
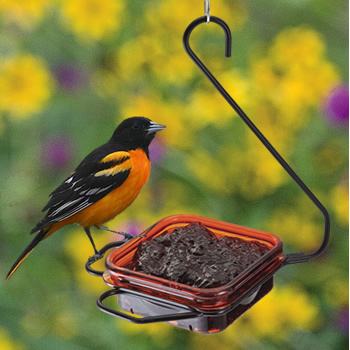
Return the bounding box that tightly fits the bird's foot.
[88,252,104,264]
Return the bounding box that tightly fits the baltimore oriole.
[6,117,166,280]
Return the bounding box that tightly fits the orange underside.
[45,149,151,237]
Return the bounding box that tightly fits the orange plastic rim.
[104,214,286,311]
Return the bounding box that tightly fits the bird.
[6,117,166,280]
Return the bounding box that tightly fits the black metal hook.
[183,16,330,264]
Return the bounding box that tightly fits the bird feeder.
[85,2,330,334]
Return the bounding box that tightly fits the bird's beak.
[147,121,166,134]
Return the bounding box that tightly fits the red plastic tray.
[100,214,286,332]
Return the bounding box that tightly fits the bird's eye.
[132,123,141,131]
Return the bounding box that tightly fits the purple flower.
[111,220,145,241]
[42,135,75,171]
[123,221,144,236]
[336,308,349,334]
[54,64,86,91]
[149,138,166,165]
[324,84,349,126]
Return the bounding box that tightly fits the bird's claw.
[88,253,104,264]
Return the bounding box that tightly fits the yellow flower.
[251,58,279,96]
[187,89,231,128]
[331,180,349,226]
[0,328,26,350]
[247,102,299,152]
[220,142,287,200]
[153,52,195,83]
[60,0,124,41]
[187,69,252,129]
[0,0,50,29]
[185,134,288,201]
[115,35,167,81]
[245,285,319,339]
[190,285,319,348]
[118,319,175,348]
[268,210,321,250]
[265,196,325,251]
[270,27,326,70]
[278,61,339,110]
[0,54,53,119]
[115,33,194,85]
[251,26,340,124]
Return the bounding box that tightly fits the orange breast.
[67,148,151,228]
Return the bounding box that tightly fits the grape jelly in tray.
[94,214,287,334]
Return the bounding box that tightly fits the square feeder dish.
[94,214,287,334]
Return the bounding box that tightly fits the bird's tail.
[6,228,50,280]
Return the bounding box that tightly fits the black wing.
[31,149,132,233]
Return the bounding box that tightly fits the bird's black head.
[110,117,166,151]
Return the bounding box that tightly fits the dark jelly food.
[130,222,269,288]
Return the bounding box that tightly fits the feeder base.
[117,277,274,334]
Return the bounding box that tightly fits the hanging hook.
[184,15,231,60]
[204,1,211,24]
[183,15,330,264]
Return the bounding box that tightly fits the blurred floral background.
[0,0,348,349]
